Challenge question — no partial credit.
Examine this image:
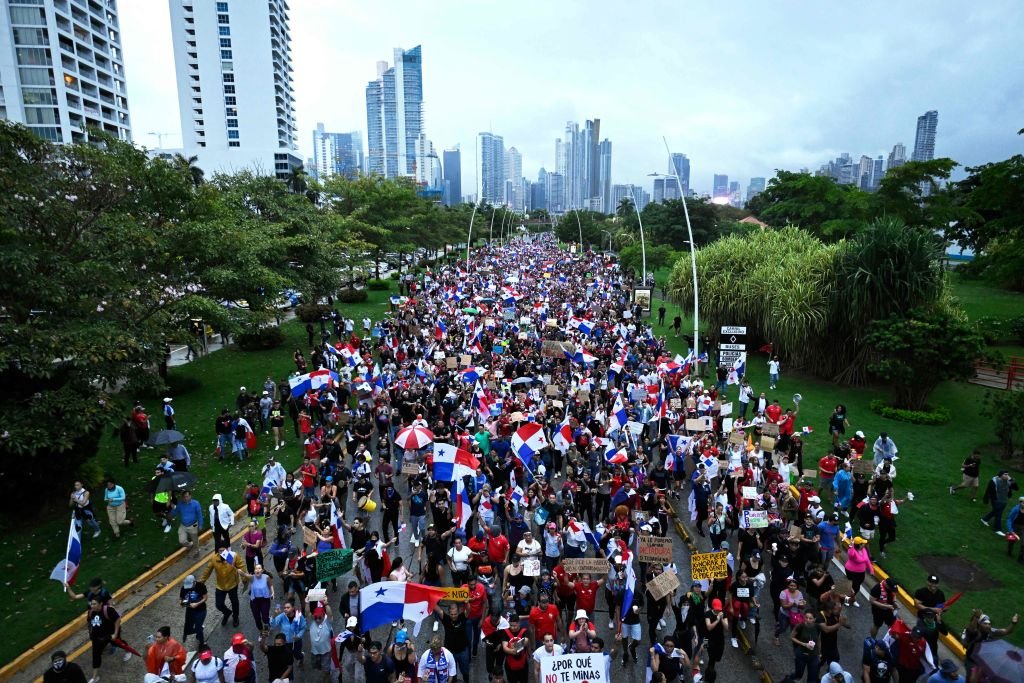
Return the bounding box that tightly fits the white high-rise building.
[0,0,131,143]
[476,131,504,205]
[505,146,522,209]
[168,0,300,180]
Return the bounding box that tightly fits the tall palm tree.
[172,153,204,187]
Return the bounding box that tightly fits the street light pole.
[600,229,612,252]
[466,202,478,271]
[661,137,701,367]
[488,206,496,244]
[572,207,583,253]
[625,186,647,285]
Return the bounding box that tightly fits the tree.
[866,308,985,410]
[985,389,1024,458]
[751,171,872,241]
[874,158,961,231]
[172,153,205,187]
[618,244,679,278]
[553,210,611,249]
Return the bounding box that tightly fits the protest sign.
[761,423,780,437]
[686,417,713,432]
[523,558,541,577]
[852,458,875,476]
[460,354,471,367]
[760,436,776,451]
[446,357,458,369]
[539,652,609,683]
[646,570,681,601]
[741,509,769,529]
[302,526,317,548]
[563,558,611,574]
[439,586,470,602]
[541,340,574,358]
[306,584,327,604]
[637,535,673,564]
[546,385,561,397]
[722,418,734,434]
[719,403,733,417]
[742,486,758,499]
[670,398,682,410]
[728,430,744,445]
[401,462,421,476]
[315,548,354,583]
[690,551,729,580]
[434,351,446,361]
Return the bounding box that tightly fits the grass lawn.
[649,291,1024,647]
[0,284,398,664]
[948,270,1024,322]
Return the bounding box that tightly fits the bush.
[294,302,334,323]
[236,326,285,351]
[337,287,368,303]
[389,271,400,280]
[868,399,952,425]
[366,279,390,291]
[76,459,107,493]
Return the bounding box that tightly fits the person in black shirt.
[359,640,395,683]
[868,578,899,639]
[912,575,946,618]
[861,637,895,683]
[703,598,727,682]
[260,632,293,682]
[179,574,208,647]
[381,485,403,543]
[43,651,86,683]
[436,602,471,677]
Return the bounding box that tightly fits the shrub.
[366,279,390,291]
[236,326,285,351]
[337,287,368,303]
[294,302,334,323]
[868,399,952,425]
[389,271,400,280]
[76,459,107,493]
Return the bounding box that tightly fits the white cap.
[346,616,358,628]
[240,386,246,392]
[163,397,173,403]
[575,609,588,621]
[855,430,865,438]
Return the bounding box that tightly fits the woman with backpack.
[501,615,531,683]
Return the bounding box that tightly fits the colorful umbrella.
[395,426,434,450]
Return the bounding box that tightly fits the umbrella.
[148,471,198,494]
[510,376,535,385]
[975,639,1024,683]
[148,429,185,446]
[462,307,480,315]
[478,297,496,303]
[395,426,435,450]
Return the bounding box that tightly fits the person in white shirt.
[446,537,473,584]
[209,494,235,548]
[767,356,781,390]
[516,530,542,559]
[532,634,565,680]
[417,636,457,683]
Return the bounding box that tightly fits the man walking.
[103,479,133,538]
[209,493,235,548]
[163,398,176,430]
[982,470,1019,534]
[171,491,204,557]
[198,545,250,627]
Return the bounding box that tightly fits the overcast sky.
[121,0,1024,196]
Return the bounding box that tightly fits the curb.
[0,505,248,683]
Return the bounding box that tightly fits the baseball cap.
[711,598,723,610]
[183,575,196,589]
[199,649,213,662]
[232,633,245,645]
[346,616,358,628]
[939,659,958,674]
[927,575,939,584]
[313,607,326,618]
[395,629,408,644]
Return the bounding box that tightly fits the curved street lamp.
[466,202,479,271]
[624,186,647,285]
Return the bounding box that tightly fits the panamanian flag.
[609,393,629,434]
[552,415,573,454]
[50,514,82,586]
[359,581,447,633]
[432,443,480,482]
[727,352,747,385]
[511,422,549,463]
[288,368,338,398]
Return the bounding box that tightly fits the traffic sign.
[720,326,747,335]
[719,343,746,351]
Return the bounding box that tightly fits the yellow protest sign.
[439,586,470,602]
[690,551,729,580]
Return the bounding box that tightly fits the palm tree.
[172,153,204,187]
[616,197,635,218]
[286,165,309,195]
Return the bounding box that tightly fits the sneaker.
[981,519,990,527]
[608,620,615,629]
[122,651,133,662]
[658,618,666,629]
[853,601,861,608]
[740,619,748,629]
[731,637,739,648]
[92,530,101,538]
[997,531,1006,537]
[275,445,280,452]
[433,621,439,633]
[949,486,956,495]
[163,524,172,534]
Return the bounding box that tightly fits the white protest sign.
[523,558,541,577]
[720,402,733,417]
[540,652,610,683]
[742,486,758,500]
[741,509,769,529]
[625,421,644,436]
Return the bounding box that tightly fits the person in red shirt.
[818,452,839,506]
[298,457,317,499]
[848,430,866,456]
[528,592,562,645]
[464,576,488,657]
[569,574,604,615]
[467,529,489,574]
[551,563,577,618]
[486,526,510,577]
[764,399,783,424]
[778,408,797,451]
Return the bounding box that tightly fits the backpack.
[504,628,529,670]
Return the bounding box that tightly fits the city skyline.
[110,1,1024,196]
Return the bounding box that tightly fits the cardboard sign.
[446,357,458,369]
[577,390,591,403]
[523,558,541,577]
[761,423,780,437]
[637,535,673,564]
[552,400,564,409]
[401,462,421,475]
[460,354,471,367]
[306,586,328,604]
[690,551,729,580]
[315,548,354,583]
[741,509,769,529]
[760,436,776,451]
[302,526,318,548]
[541,340,574,358]
[647,570,681,601]
[719,403,733,417]
[563,558,611,574]
[546,385,561,397]
[729,430,745,445]
[852,458,875,476]
[686,417,714,432]
[540,653,608,683]
[439,586,470,602]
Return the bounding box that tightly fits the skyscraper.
[168,0,299,179]
[746,177,766,203]
[442,146,461,206]
[531,169,547,211]
[669,153,691,194]
[558,119,606,210]
[728,181,741,207]
[713,174,729,198]
[476,132,504,205]
[312,124,363,180]
[871,156,884,190]
[504,146,523,209]
[911,110,938,162]
[653,177,680,203]
[0,0,131,143]
[888,143,907,171]
[857,155,874,191]
[365,46,423,179]
[599,140,612,213]
[546,172,565,214]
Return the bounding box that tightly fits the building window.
[225,107,237,116]
[218,26,230,36]
[223,84,235,94]
[221,61,233,71]
[15,47,50,66]
[216,2,228,11]
[220,49,232,60]
[226,118,237,128]
[222,73,234,83]
[219,38,231,48]
[227,130,239,140]
[228,141,240,147]
[224,96,236,105]
[217,13,229,24]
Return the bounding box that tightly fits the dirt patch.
[918,555,1003,592]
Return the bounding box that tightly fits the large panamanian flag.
[359,581,447,633]
[50,514,82,587]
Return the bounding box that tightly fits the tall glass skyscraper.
[365,46,422,179]
[669,153,690,194]
[911,110,938,162]
[476,132,504,205]
[442,146,461,206]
